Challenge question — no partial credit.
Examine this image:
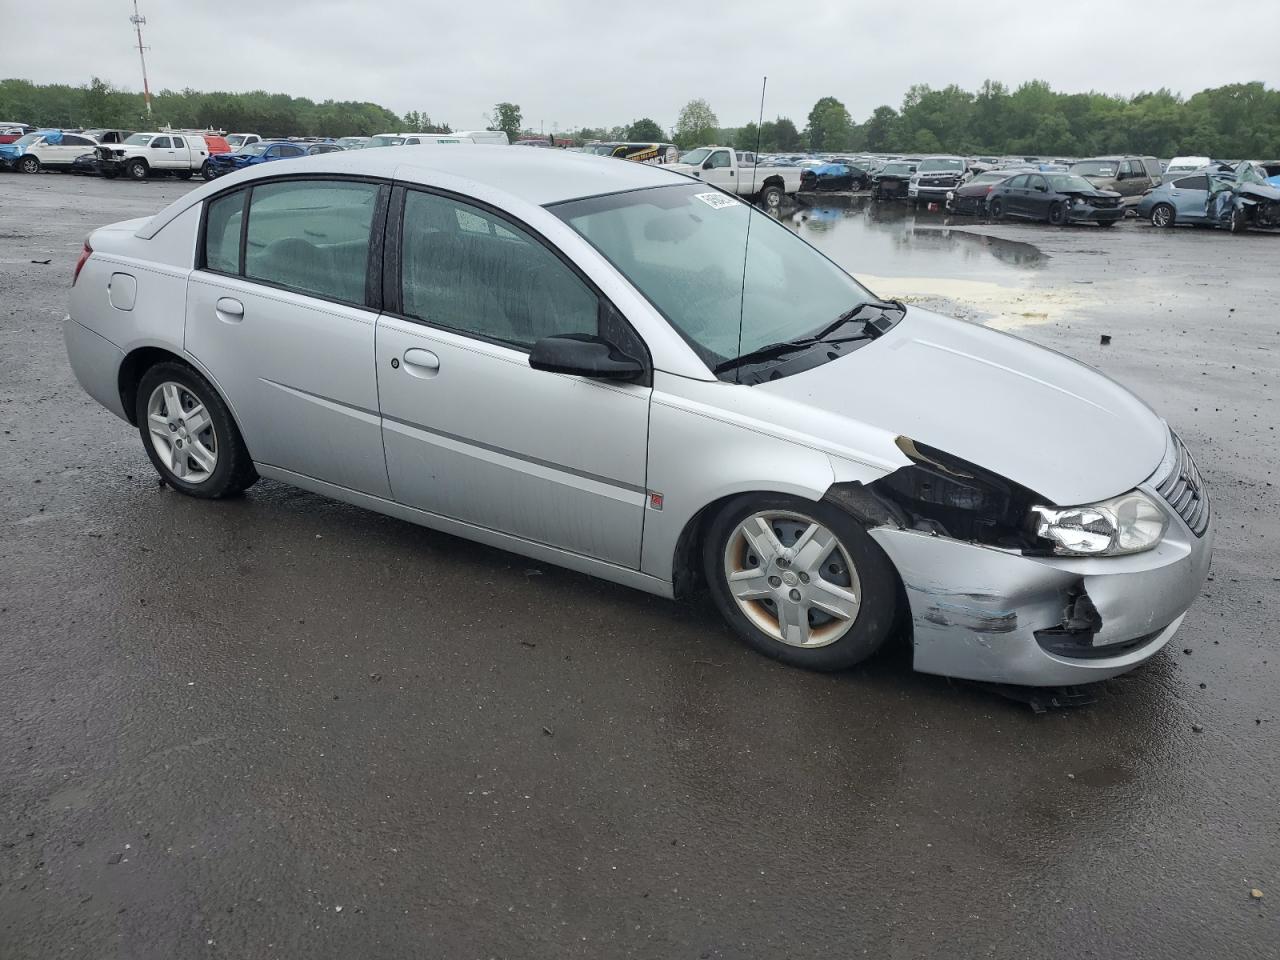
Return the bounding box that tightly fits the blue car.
[1138,168,1280,232]
[204,140,307,178]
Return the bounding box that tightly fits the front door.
[375,187,651,567]
[184,177,392,497]
[700,149,736,190]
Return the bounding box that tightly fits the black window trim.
[195,172,391,313]
[383,181,652,383]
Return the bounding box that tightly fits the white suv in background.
[1,130,99,173]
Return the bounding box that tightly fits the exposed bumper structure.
[870,491,1213,686]
[64,317,128,422]
[1066,202,1125,223]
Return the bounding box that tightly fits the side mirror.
[1035,184,1047,192]
[529,334,644,381]
[702,159,714,170]
[1115,170,1126,180]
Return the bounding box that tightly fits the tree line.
[4,77,1276,158]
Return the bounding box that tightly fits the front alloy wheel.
[18,156,39,174]
[704,495,899,671]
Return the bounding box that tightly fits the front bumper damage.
[868,496,1212,686]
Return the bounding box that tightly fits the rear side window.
[399,190,598,349]
[201,179,379,305]
[204,190,246,274]
[280,145,304,158]
[172,136,185,148]
[1173,175,1209,191]
[244,180,378,303]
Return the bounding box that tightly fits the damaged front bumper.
[869,492,1213,687]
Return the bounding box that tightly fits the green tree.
[490,102,522,143]
[861,106,900,152]
[673,98,718,149]
[771,117,803,151]
[626,117,665,141]
[805,96,853,152]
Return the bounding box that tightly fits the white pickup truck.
[666,146,803,209]
[94,132,212,181]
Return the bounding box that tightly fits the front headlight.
[1032,491,1168,556]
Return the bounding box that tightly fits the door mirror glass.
[529,334,644,381]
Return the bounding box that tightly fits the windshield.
[1046,174,1097,192]
[881,162,913,175]
[918,158,964,172]
[14,133,41,147]
[553,183,873,371]
[1071,160,1118,178]
[583,144,618,156]
[680,148,713,165]
[368,135,405,148]
[124,134,152,146]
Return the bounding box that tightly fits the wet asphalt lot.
[2,174,1278,959]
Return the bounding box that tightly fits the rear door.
[55,134,95,166]
[1024,174,1051,219]
[1002,174,1030,215]
[1170,175,1210,222]
[375,186,652,567]
[185,176,393,496]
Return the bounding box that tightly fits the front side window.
[706,150,732,169]
[202,179,378,304]
[1005,174,1029,189]
[400,190,598,349]
[280,145,305,158]
[553,183,872,367]
[152,137,171,149]
[1027,175,1048,191]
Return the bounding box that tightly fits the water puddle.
[779,200,1088,327]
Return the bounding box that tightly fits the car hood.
[758,307,1166,505]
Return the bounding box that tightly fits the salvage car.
[908,156,968,207]
[945,169,1030,215]
[870,159,918,200]
[1069,156,1161,205]
[63,146,1212,688]
[0,130,100,173]
[225,134,262,150]
[799,162,868,193]
[95,132,214,180]
[1140,168,1280,232]
[202,139,307,177]
[988,172,1124,225]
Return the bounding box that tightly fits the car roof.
[137,145,690,240]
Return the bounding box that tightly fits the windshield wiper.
[714,299,904,374]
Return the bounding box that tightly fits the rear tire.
[126,158,148,181]
[989,197,1004,220]
[136,362,257,499]
[703,494,899,672]
[18,155,40,174]
[1150,203,1175,228]
[758,183,784,211]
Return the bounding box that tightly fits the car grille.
[1091,196,1120,208]
[1154,432,1210,536]
[920,176,960,187]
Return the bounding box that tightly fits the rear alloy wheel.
[759,184,784,211]
[18,155,40,174]
[136,362,257,499]
[989,197,1004,220]
[704,495,899,671]
[126,158,148,181]
[1048,201,1067,225]
[1150,203,1175,228]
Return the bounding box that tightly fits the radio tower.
[130,0,153,119]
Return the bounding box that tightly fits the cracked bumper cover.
[868,493,1213,686]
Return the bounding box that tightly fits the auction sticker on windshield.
[695,192,740,209]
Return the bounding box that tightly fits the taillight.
[73,238,92,286]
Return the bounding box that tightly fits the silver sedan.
[64,146,1212,687]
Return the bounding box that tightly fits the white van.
[1163,156,1211,182]
[453,130,510,146]
[368,133,475,148]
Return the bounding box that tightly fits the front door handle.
[215,297,244,320]
[402,348,440,378]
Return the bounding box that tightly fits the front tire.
[703,494,899,671]
[1048,201,1067,225]
[136,362,257,499]
[126,158,149,181]
[1150,203,1175,228]
[201,161,215,180]
[18,155,40,174]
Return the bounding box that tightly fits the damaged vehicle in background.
[1139,166,1280,232]
[945,168,1031,215]
[908,156,968,207]
[988,172,1124,225]
[63,146,1212,690]
[870,159,918,200]
[799,161,869,192]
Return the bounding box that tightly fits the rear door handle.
[215,297,244,320]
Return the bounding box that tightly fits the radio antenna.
[733,75,768,383]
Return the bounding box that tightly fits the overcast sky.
[4,0,1277,131]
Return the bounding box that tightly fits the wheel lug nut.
[799,573,810,584]
[768,576,781,587]
[789,589,802,602]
